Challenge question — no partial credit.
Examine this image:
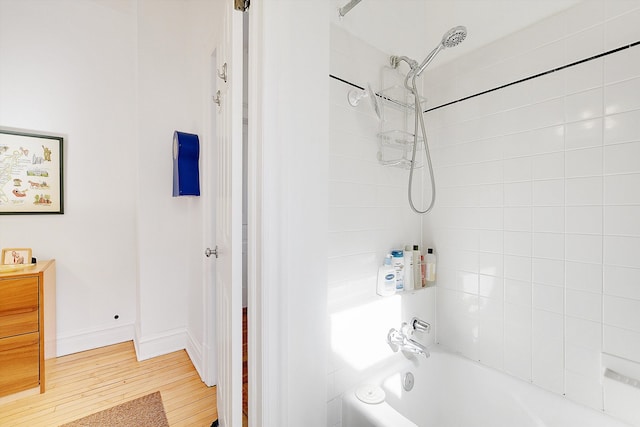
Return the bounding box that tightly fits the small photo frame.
[1,248,32,265]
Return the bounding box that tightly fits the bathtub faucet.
[387,322,430,358]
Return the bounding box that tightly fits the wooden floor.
[0,341,217,426]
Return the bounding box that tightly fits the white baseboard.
[133,327,188,361]
[185,330,205,380]
[56,323,135,357]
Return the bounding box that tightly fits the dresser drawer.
[0,277,39,338]
[0,332,39,397]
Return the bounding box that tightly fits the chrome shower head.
[442,26,467,48]
[413,25,467,77]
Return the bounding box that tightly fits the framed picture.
[0,128,64,214]
[1,248,32,265]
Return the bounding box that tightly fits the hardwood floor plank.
[0,341,217,426]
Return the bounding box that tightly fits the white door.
[214,3,244,426]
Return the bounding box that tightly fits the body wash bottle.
[377,255,396,296]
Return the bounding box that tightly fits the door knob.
[205,246,219,258]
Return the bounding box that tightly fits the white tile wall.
[423,2,640,425]
[328,2,640,426]
[327,24,433,427]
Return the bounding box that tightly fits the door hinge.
[234,0,249,12]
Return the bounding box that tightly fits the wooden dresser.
[0,260,56,398]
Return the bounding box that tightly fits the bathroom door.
[215,3,244,426]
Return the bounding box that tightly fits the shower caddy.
[375,70,427,170]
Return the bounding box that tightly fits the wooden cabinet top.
[0,260,55,279]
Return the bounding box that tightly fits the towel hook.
[217,63,227,83]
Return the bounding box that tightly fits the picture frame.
[1,248,33,265]
[0,128,64,214]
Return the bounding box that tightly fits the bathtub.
[343,346,631,427]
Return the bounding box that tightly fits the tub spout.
[387,327,429,358]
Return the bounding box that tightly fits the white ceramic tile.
[604,295,640,332]
[565,88,604,123]
[454,249,479,274]
[605,0,640,19]
[565,118,603,150]
[566,261,603,294]
[478,311,504,370]
[604,264,640,300]
[475,184,504,207]
[479,252,503,277]
[604,325,640,363]
[533,179,564,207]
[504,207,532,232]
[565,371,603,411]
[532,282,564,313]
[566,177,603,206]
[533,232,565,260]
[504,255,532,282]
[566,344,602,381]
[532,310,564,392]
[604,141,640,174]
[479,274,504,299]
[566,289,603,322]
[566,233,603,263]
[502,132,531,159]
[528,125,565,156]
[605,44,640,85]
[567,316,602,350]
[532,258,565,287]
[566,0,605,35]
[564,57,603,95]
[565,24,605,66]
[472,207,503,230]
[605,235,640,268]
[532,152,565,182]
[566,206,603,235]
[504,231,532,257]
[533,207,565,233]
[565,147,603,178]
[605,77,640,115]
[479,230,503,253]
[604,173,640,205]
[504,156,532,183]
[457,271,479,295]
[605,7,640,50]
[505,279,532,306]
[605,205,640,237]
[504,182,532,206]
[504,303,532,381]
[604,110,640,145]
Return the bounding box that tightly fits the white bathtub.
[343,346,632,427]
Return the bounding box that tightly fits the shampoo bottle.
[413,245,421,289]
[426,248,437,283]
[377,255,396,296]
[391,250,404,292]
[404,245,414,291]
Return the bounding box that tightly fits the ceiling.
[331,0,581,69]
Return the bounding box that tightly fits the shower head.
[413,25,467,77]
[442,26,467,48]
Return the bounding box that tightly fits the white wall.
[327,25,436,427]
[135,0,219,361]
[0,0,138,354]
[0,0,221,375]
[422,2,640,425]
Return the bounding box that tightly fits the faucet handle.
[411,317,431,333]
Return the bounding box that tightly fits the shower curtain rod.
[330,39,640,113]
[338,0,362,17]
